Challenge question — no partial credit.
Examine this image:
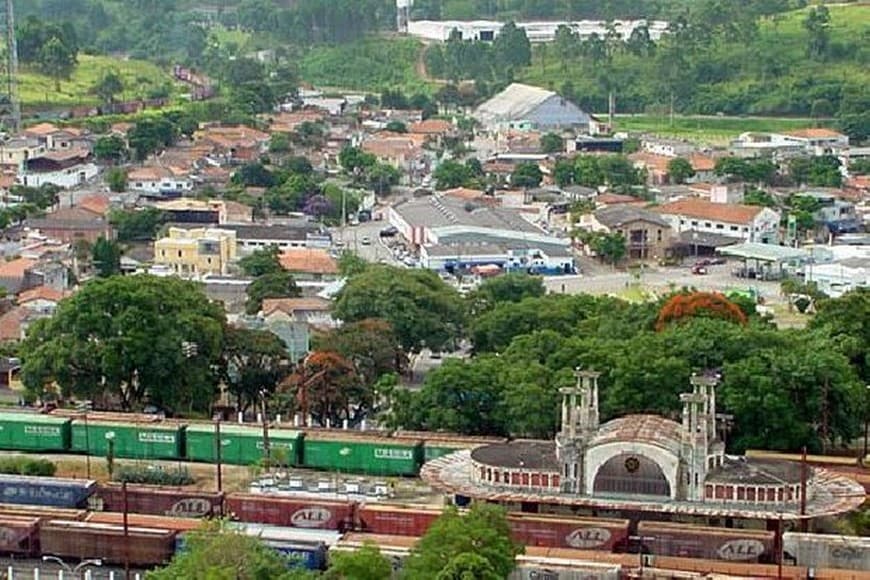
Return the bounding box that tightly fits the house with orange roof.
[0,307,29,342]
[629,152,671,185]
[279,248,339,282]
[409,119,456,146]
[77,194,112,216]
[261,297,336,329]
[361,136,429,184]
[0,258,36,295]
[196,125,270,163]
[26,206,114,244]
[17,285,69,316]
[655,198,780,244]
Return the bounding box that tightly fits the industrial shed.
[473,83,597,133]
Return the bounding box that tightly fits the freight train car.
[784,532,870,572]
[39,520,176,566]
[393,431,507,463]
[301,432,423,476]
[508,514,630,551]
[356,504,442,537]
[636,521,775,563]
[185,423,302,466]
[71,420,185,460]
[90,484,223,518]
[0,515,40,555]
[0,475,96,508]
[226,494,355,531]
[0,412,71,452]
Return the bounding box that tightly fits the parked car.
[360,236,372,246]
[692,264,708,275]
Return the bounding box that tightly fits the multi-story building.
[154,227,237,277]
[655,199,781,244]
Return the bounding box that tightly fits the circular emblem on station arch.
[624,456,641,473]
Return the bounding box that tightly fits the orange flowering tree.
[655,291,748,331]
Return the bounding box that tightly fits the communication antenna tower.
[0,0,20,133]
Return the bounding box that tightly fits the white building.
[128,166,194,195]
[806,258,869,297]
[18,150,98,189]
[732,129,849,157]
[474,83,597,133]
[406,19,668,43]
[655,198,781,244]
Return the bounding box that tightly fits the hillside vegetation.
[19,55,173,111]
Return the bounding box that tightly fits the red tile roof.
[262,297,331,317]
[0,307,26,341]
[77,195,112,216]
[17,285,67,304]
[279,248,338,275]
[655,198,765,224]
[0,258,36,279]
[409,119,453,135]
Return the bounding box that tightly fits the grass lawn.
[19,54,174,112]
[611,114,833,144]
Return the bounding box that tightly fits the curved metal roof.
[589,415,683,457]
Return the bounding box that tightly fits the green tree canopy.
[334,265,464,352]
[323,542,392,580]
[149,521,315,580]
[403,504,522,580]
[667,157,695,184]
[22,276,225,412]
[238,245,283,277]
[220,326,290,413]
[91,237,121,278]
[245,271,302,315]
[510,162,543,189]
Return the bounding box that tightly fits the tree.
[436,553,501,580]
[93,70,124,104]
[492,21,531,79]
[319,318,404,388]
[667,157,695,184]
[469,273,545,315]
[810,288,870,383]
[149,521,313,580]
[385,120,407,133]
[284,351,363,427]
[510,162,543,189]
[106,167,127,193]
[540,132,564,154]
[333,266,464,352]
[91,237,121,278]
[109,208,166,242]
[323,542,392,580]
[366,163,401,195]
[269,133,291,154]
[403,504,522,580]
[591,232,626,266]
[788,156,842,187]
[337,251,368,278]
[232,162,276,188]
[128,117,177,161]
[803,5,831,60]
[238,245,282,277]
[220,327,290,413]
[21,276,225,412]
[94,135,128,163]
[245,271,301,315]
[434,160,473,190]
[656,292,748,331]
[38,36,77,90]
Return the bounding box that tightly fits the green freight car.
[0,412,71,452]
[301,433,423,476]
[71,420,184,460]
[185,423,301,466]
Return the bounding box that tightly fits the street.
[331,220,402,266]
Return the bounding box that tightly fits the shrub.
[0,457,57,476]
[115,465,194,486]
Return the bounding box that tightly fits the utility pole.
[0,0,20,132]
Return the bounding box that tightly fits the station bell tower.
[556,369,600,494]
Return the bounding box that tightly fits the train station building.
[422,372,866,523]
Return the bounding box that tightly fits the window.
[730,225,739,231]
[177,251,182,257]
[691,220,698,226]
[716,224,724,230]
[704,222,712,228]
[657,230,662,242]
[161,250,166,257]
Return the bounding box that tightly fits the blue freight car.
[0,475,96,508]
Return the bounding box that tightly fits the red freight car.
[0,504,88,522]
[39,520,176,566]
[508,514,630,551]
[91,484,223,518]
[0,516,39,555]
[86,512,204,533]
[226,494,355,531]
[637,521,775,563]
[356,504,442,537]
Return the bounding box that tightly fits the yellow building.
[154,227,237,277]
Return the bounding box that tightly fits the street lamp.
[42,555,102,579]
[105,431,116,479]
[75,401,93,479]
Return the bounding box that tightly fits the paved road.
[331,220,402,266]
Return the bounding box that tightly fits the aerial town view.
[0,0,867,578]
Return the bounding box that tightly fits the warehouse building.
[404,19,668,43]
[474,83,598,133]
